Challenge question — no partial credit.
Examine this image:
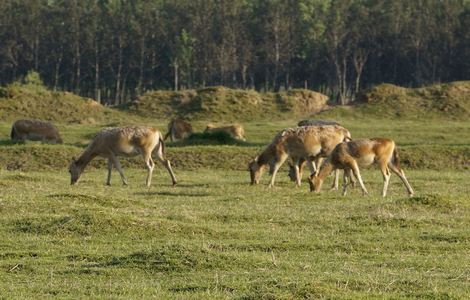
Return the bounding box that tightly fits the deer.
[248,125,351,188]
[11,119,63,144]
[69,126,177,187]
[308,138,414,197]
[287,120,346,188]
[204,123,246,141]
[297,119,340,127]
[164,118,193,142]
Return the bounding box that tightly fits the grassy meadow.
[0,116,469,298]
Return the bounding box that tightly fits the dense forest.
[0,0,469,104]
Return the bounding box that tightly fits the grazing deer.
[308,138,414,197]
[248,125,351,188]
[11,119,63,144]
[288,120,345,188]
[69,126,177,187]
[164,118,193,142]
[297,119,340,127]
[204,123,246,141]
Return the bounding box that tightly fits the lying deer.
[297,119,340,127]
[164,118,193,142]
[69,126,177,187]
[11,119,63,143]
[248,125,351,187]
[308,138,414,197]
[204,123,246,141]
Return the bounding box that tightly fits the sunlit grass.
[0,168,469,298]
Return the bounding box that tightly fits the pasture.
[0,119,469,298]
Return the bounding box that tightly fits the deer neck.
[257,144,276,167]
[317,160,333,180]
[75,147,98,169]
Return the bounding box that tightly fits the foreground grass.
[0,168,469,298]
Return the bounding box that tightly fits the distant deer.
[11,119,63,143]
[204,123,246,141]
[308,138,414,197]
[297,119,340,127]
[164,118,193,142]
[248,125,351,187]
[69,126,177,187]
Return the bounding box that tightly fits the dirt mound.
[356,81,470,119]
[0,83,132,124]
[129,86,329,121]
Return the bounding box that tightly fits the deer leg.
[268,154,288,188]
[348,168,356,188]
[351,162,368,196]
[388,163,414,196]
[143,151,155,187]
[106,158,113,186]
[314,157,323,175]
[380,163,391,198]
[330,169,340,191]
[306,158,317,176]
[110,153,128,186]
[342,168,350,196]
[298,158,306,182]
[293,158,302,187]
[154,144,177,186]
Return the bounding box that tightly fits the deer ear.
[71,156,76,163]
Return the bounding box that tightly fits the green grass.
[0,168,469,298]
[1,118,468,171]
[1,81,470,298]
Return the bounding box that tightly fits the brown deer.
[204,123,246,141]
[11,119,63,143]
[288,120,346,188]
[248,125,351,188]
[69,126,177,187]
[297,119,340,127]
[308,138,414,197]
[164,118,193,142]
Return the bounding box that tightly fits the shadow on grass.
[166,132,264,148]
[0,139,19,146]
[135,191,212,197]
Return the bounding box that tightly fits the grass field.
[0,116,469,298]
[0,168,469,298]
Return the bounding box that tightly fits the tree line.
[0,0,468,105]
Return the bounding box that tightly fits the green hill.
[0,83,136,124]
[128,86,329,121]
[319,81,470,120]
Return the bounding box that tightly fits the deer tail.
[159,136,166,156]
[10,125,16,140]
[392,148,401,170]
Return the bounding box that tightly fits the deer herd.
[10,117,414,198]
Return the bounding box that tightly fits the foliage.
[0,0,468,103]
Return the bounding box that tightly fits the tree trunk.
[34,36,39,71]
[115,36,123,105]
[53,53,63,91]
[241,64,247,89]
[137,36,145,96]
[353,50,368,96]
[334,55,348,105]
[173,59,179,91]
[94,36,100,103]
